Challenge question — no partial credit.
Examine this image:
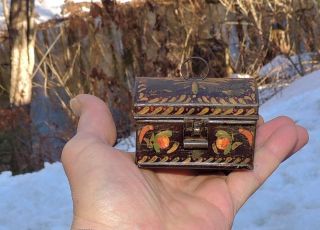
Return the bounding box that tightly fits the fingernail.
[70,97,81,116]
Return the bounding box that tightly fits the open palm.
[62,95,308,230]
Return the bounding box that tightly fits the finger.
[285,125,309,160]
[257,115,264,127]
[226,123,308,212]
[255,116,295,148]
[70,94,117,146]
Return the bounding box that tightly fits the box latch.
[183,119,208,149]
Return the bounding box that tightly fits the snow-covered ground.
[0,71,319,229]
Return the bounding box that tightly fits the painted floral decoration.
[138,125,179,154]
[212,130,242,155]
[212,128,254,155]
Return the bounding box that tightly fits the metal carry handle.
[179,56,209,80]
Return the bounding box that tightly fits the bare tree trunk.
[1,0,10,29]
[9,0,35,106]
[7,0,42,174]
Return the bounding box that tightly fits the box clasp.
[183,119,208,149]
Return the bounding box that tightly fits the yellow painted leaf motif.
[211,108,222,115]
[137,107,150,114]
[139,93,144,99]
[174,107,185,115]
[243,158,251,164]
[138,84,146,89]
[234,157,242,164]
[160,98,169,103]
[160,156,169,162]
[223,108,234,115]
[174,81,185,85]
[197,97,203,103]
[192,82,199,95]
[222,90,233,95]
[244,96,252,101]
[138,156,148,163]
[138,88,146,93]
[229,98,238,104]
[234,109,244,115]
[162,107,174,115]
[172,157,180,162]
[212,144,219,154]
[196,157,203,162]
[214,158,223,163]
[149,97,161,103]
[177,95,187,102]
[232,142,242,150]
[186,108,195,115]
[238,98,246,104]
[151,107,163,114]
[219,98,228,104]
[210,97,218,104]
[140,97,148,101]
[184,96,192,103]
[197,107,209,115]
[149,156,158,163]
[246,108,256,115]
[168,97,177,102]
[251,93,256,100]
[183,157,192,163]
[202,96,210,103]
[225,157,233,163]
[205,157,214,163]
[167,142,179,154]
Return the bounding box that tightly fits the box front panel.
[136,121,255,170]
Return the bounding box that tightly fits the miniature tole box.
[133,76,259,170]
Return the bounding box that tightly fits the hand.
[62,94,308,230]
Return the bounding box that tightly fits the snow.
[0,71,319,229]
[259,53,319,80]
[0,163,73,230]
[257,53,320,103]
[0,0,132,30]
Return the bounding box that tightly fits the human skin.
[62,94,308,230]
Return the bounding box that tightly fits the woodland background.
[0,0,320,174]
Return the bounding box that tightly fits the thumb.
[70,94,117,146]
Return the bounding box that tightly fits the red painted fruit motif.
[156,136,170,149]
[216,137,231,150]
